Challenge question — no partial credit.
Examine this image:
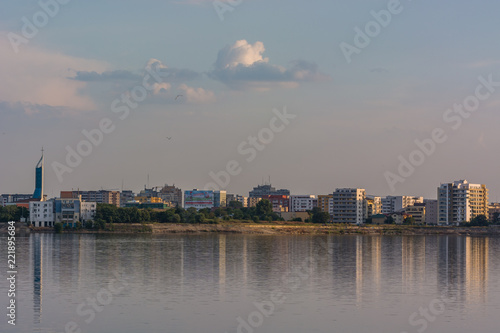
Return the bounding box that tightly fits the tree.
[171,214,181,223]
[312,211,330,224]
[195,213,205,224]
[228,201,243,209]
[54,222,63,233]
[252,216,260,223]
[256,200,273,218]
[404,216,416,225]
[468,215,489,226]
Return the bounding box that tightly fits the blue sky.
[1,0,500,200]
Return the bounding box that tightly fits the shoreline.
[4,222,500,236]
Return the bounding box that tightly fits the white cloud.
[178,84,216,104]
[0,33,107,113]
[210,40,330,90]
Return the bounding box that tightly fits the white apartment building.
[290,195,317,212]
[81,202,97,222]
[438,180,489,225]
[332,188,366,224]
[381,196,423,214]
[30,200,54,227]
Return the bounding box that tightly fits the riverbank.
[3,222,500,236]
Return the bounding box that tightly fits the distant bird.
[166,137,172,140]
[175,94,183,101]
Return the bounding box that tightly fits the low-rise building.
[405,204,426,225]
[29,200,54,227]
[262,195,290,212]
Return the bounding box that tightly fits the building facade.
[332,188,366,224]
[438,180,489,225]
[366,196,382,218]
[405,204,426,225]
[213,191,227,208]
[381,196,423,214]
[184,190,214,210]
[317,195,334,216]
[262,195,290,212]
[29,201,54,227]
[423,199,438,225]
[489,203,500,222]
[290,195,317,212]
[159,185,183,207]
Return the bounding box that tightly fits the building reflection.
[32,234,43,326]
[465,237,488,304]
[401,236,426,293]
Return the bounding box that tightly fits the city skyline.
[2,0,500,201]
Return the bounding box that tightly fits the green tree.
[228,201,243,209]
[256,199,273,218]
[54,222,63,233]
[468,215,489,226]
[171,214,181,223]
[312,211,330,224]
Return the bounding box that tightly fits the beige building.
[488,203,500,222]
[438,180,489,225]
[317,195,333,215]
[405,204,426,225]
[366,196,382,218]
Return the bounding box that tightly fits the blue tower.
[33,149,44,199]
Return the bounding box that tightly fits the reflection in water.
[402,237,426,293]
[7,234,495,333]
[466,237,489,304]
[32,234,42,326]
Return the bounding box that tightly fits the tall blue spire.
[33,148,44,200]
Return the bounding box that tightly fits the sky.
[1,0,500,201]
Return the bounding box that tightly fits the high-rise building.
[290,195,316,212]
[33,150,44,200]
[317,195,334,216]
[423,199,438,225]
[366,196,382,218]
[214,191,227,208]
[438,180,489,225]
[381,196,423,214]
[332,188,366,224]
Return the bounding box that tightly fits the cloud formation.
[0,34,107,112]
[210,40,330,89]
[72,60,199,83]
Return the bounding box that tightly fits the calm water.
[1,233,500,333]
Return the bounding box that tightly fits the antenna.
[147,173,150,189]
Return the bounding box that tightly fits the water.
[1,233,499,333]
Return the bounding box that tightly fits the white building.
[332,188,366,224]
[81,202,97,222]
[30,200,54,227]
[438,180,489,225]
[381,196,423,214]
[290,195,317,212]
